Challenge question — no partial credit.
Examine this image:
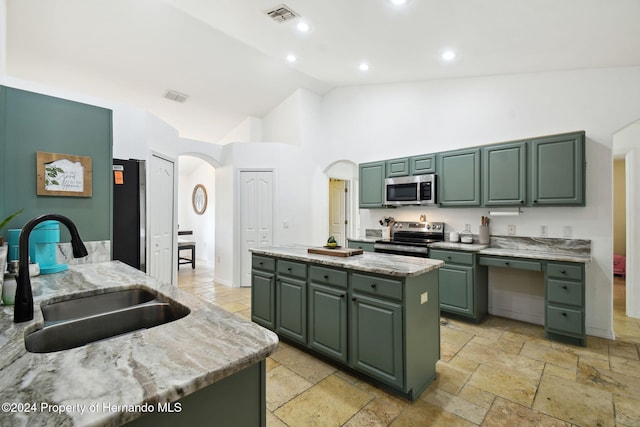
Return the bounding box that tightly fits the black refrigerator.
[112,158,146,272]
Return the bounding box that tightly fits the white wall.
[317,66,640,340]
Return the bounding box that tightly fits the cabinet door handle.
[352,297,357,302]
[446,256,452,260]
[370,283,377,289]
[520,200,524,204]
[259,262,264,265]
[561,270,567,274]
[324,275,329,279]
[340,294,345,298]
[533,200,538,204]
[287,267,292,271]
[562,285,568,290]
[561,312,567,317]
[505,262,510,266]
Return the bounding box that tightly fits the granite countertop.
[0,261,278,427]
[429,241,489,252]
[429,236,591,264]
[250,245,444,277]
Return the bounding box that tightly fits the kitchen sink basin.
[25,289,190,353]
[41,289,157,322]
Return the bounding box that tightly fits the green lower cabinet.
[251,256,276,329]
[125,361,266,427]
[430,250,488,322]
[251,271,275,329]
[276,261,308,345]
[544,262,586,346]
[308,282,348,363]
[250,254,441,400]
[350,292,403,389]
[276,277,307,344]
[438,264,474,317]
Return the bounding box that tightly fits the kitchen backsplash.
[57,240,111,265]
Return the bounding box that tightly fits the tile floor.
[179,265,640,426]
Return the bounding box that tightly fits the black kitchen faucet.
[14,214,88,323]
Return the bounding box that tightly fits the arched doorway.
[325,160,358,244]
[178,154,216,267]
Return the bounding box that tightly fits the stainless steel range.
[374,221,445,258]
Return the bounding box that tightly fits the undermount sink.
[41,289,157,322]
[25,288,190,353]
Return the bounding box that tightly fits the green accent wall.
[0,86,112,242]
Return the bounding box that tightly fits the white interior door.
[149,154,175,284]
[329,178,347,246]
[240,171,273,287]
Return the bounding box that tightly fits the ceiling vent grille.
[266,4,299,22]
[164,90,189,103]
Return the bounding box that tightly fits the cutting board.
[307,247,364,257]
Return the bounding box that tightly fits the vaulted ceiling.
[6,0,640,143]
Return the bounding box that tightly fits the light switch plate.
[420,292,429,304]
[507,225,516,235]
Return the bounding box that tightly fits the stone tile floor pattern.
[179,265,640,426]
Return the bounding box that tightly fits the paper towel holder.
[488,208,523,217]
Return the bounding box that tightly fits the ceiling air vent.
[164,90,189,103]
[265,4,299,22]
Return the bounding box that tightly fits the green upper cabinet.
[385,157,409,177]
[437,148,481,206]
[482,141,527,206]
[410,154,436,175]
[530,132,585,206]
[359,161,386,208]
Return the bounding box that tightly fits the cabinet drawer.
[547,263,583,281]
[252,255,275,272]
[546,305,584,336]
[430,250,473,265]
[352,273,402,301]
[309,265,348,289]
[547,279,583,307]
[478,256,542,272]
[277,260,307,279]
[347,240,375,252]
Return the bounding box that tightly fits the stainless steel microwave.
[384,174,437,206]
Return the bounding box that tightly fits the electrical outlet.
[420,292,429,304]
[563,226,573,238]
[507,225,516,235]
[540,225,548,237]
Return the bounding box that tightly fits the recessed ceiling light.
[296,21,310,32]
[390,0,408,5]
[441,50,456,61]
[359,63,370,72]
[286,54,297,63]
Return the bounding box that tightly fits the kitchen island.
[249,245,444,400]
[0,260,278,426]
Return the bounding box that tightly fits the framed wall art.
[36,151,92,197]
[192,184,207,215]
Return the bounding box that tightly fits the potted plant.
[0,209,24,246]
